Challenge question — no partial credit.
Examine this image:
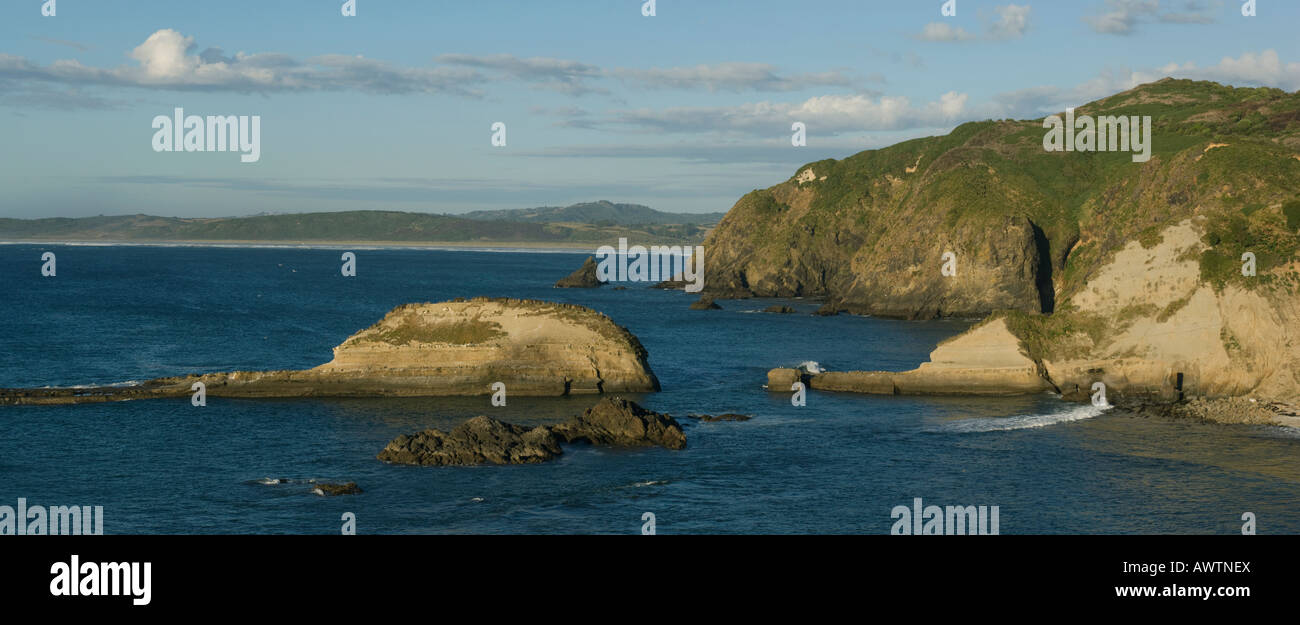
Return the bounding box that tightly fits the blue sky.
[2,0,1297,218]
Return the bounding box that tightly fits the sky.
[1,0,1298,218]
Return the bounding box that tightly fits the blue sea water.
[1,243,1298,534]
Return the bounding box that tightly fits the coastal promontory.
[747,79,1299,411]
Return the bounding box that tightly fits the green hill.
[0,209,708,245]
[702,78,1300,317]
[703,78,1300,404]
[460,201,724,226]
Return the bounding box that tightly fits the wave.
[247,477,330,486]
[250,477,290,485]
[798,361,824,374]
[938,403,1112,433]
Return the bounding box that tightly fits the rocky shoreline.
[1123,397,1300,427]
[768,318,1053,397]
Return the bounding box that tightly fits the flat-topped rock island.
[0,297,660,405]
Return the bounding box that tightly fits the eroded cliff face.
[784,318,1052,396]
[0,298,659,405]
[704,167,1052,319]
[700,80,1300,321]
[786,219,1300,404]
[1024,221,1300,403]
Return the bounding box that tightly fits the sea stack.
[554,256,605,288]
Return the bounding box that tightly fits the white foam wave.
[798,361,824,374]
[940,403,1111,433]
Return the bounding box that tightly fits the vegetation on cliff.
[737,79,1300,403]
[703,79,1300,320]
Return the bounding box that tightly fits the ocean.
[2,243,1298,534]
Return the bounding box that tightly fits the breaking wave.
[939,403,1112,433]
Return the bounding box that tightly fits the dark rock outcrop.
[551,397,687,450]
[690,296,722,310]
[814,301,840,316]
[554,256,604,288]
[313,482,363,496]
[377,398,686,467]
[763,305,796,314]
[377,416,563,466]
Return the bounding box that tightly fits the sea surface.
[2,243,1298,534]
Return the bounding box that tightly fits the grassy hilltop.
[704,78,1300,317]
[708,78,1300,403]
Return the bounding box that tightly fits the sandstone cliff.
[776,217,1299,406]
[780,318,1052,396]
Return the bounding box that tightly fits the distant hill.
[460,201,724,226]
[0,210,709,245]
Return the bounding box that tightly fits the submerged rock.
[686,413,752,422]
[313,482,363,496]
[763,305,796,314]
[554,256,604,288]
[377,398,686,467]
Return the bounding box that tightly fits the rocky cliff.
[749,79,1300,404]
[0,297,659,405]
[703,79,1300,321]
[781,217,1300,406]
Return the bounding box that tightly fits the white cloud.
[986,49,1299,120]
[915,22,976,42]
[611,62,863,93]
[0,29,485,96]
[1158,49,1300,90]
[605,92,969,135]
[129,29,198,79]
[0,31,882,103]
[990,5,1032,39]
[915,5,1031,43]
[433,53,604,95]
[1085,0,1220,35]
[438,55,867,94]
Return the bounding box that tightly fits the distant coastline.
[0,204,715,249]
[0,238,598,252]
